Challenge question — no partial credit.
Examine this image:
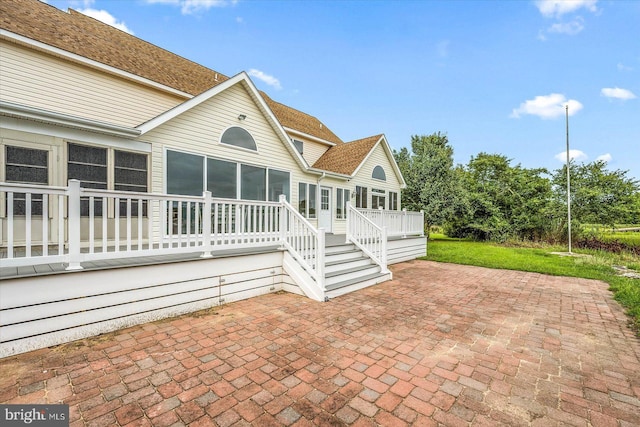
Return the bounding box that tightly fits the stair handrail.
[346,202,389,274]
[279,195,325,290]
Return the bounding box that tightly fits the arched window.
[372,165,386,181]
[220,126,257,151]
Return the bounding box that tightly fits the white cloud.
[247,69,282,90]
[510,93,583,119]
[535,0,598,18]
[144,0,236,15]
[601,87,637,100]
[77,8,133,34]
[555,149,588,162]
[547,17,584,35]
[596,153,612,162]
[617,62,633,72]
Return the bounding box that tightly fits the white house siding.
[145,83,311,194]
[349,142,403,209]
[0,251,287,358]
[0,41,184,127]
[299,138,330,166]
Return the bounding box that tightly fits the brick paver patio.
[2,260,640,426]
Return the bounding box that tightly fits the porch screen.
[5,146,48,215]
[68,143,107,216]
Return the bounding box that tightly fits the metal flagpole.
[566,105,572,254]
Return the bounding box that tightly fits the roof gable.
[313,134,406,187]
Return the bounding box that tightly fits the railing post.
[381,226,389,274]
[317,227,325,291]
[420,210,425,237]
[66,179,83,270]
[279,194,287,249]
[200,191,213,258]
[345,201,352,244]
[402,208,407,238]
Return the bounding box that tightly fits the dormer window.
[221,126,257,151]
[372,165,386,181]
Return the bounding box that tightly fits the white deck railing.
[1,180,282,269]
[346,202,389,274]
[357,208,424,237]
[279,195,325,289]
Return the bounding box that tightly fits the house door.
[318,186,332,233]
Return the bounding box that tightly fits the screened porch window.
[5,145,48,215]
[68,143,107,216]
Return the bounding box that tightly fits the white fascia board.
[351,135,407,188]
[239,76,311,172]
[307,168,351,180]
[1,115,151,152]
[0,29,193,99]
[284,127,337,147]
[137,73,246,134]
[0,101,141,139]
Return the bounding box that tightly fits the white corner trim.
[1,29,194,99]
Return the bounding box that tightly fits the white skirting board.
[0,252,284,358]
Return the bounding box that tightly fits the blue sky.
[46,0,639,179]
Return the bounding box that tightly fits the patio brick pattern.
[2,260,640,426]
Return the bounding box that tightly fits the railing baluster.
[7,192,14,259]
[114,197,120,253]
[42,193,48,257]
[89,195,95,254]
[25,192,32,258]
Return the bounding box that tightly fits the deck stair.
[322,239,391,298]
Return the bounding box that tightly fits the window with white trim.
[293,139,304,155]
[372,165,386,181]
[372,188,386,210]
[220,126,257,151]
[389,191,399,210]
[5,145,48,215]
[355,186,367,209]
[336,188,349,219]
[298,182,317,218]
[166,149,289,201]
[68,143,148,216]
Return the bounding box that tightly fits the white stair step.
[324,256,373,274]
[325,265,381,286]
[325,272,392,296]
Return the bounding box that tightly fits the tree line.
[395,133,640,241]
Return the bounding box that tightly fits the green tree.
[447,153,556,241]
[394,133,466,233]
[552,161,640,227]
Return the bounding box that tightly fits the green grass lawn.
[423,235,640,333]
